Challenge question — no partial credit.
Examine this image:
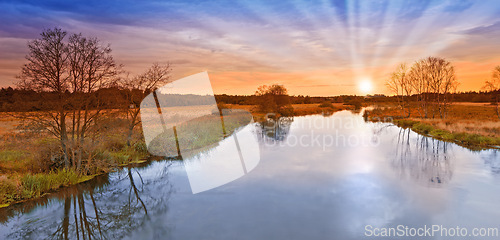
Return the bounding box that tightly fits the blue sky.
[1,0,499,95]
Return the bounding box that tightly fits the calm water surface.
[1,110,499,239]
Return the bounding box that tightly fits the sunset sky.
[0,0,499,96]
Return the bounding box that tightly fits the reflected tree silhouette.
[257,116,293,143]
[4,161,174,240]
[370,122,393,146]
[482,150,500,175]
[391,128,454,187]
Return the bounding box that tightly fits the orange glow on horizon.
[198,58,500,96]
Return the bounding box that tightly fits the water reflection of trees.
[2,161,173,239]
[257,116,293,143]
[392,128,453,187]
[481,150,500,175]
[370,122,393,146]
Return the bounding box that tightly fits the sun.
[358,78,373,94]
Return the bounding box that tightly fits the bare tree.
[387,63,412,117]
[66,33,118,170]
[483,66,500,119]
[409,59,432,118]
[438,60,458,119]
[17,28,118,171]
[121,62,172,146]
[387,68,402,109]
[18,28,72,167]
[407,57,457,119]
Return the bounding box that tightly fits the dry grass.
[226,103,348,120]
[365,102,500,147]
[417,119,500,138]
[0,110,149,207]
[369,102,498,121]
[0,113,20,136]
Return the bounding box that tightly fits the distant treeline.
[0,87,128,112]
[143,93,216,108]
[215,91,500,105]
[1,86,498,112]
[215,94,368,105]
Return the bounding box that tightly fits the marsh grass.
[292,103,345,116]
[0,112,151,206]
[365,102,500,149]
[367,102,499,121]
[225,103,347,120]
[0,169,86,206]
[318,101,334,108]
[417,119,500,138]
[0,177,17,206]
[21,169,80,197]
[395,119,500,150]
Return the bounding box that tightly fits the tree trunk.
[126,109,140,147]
[60,110,70,169]
[90,190,103,239]
[62,197,71,240]
[496,95,500,120]
[128,169,148,214]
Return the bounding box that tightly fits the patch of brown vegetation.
[225,103,348,120]
[366,102,500,138]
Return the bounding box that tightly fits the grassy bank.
[0,142,150,207]
[0,111,151,207]
[228,103,349,121]
[365,103,500,150]
[393,119,500,150]
[0,169,92,208]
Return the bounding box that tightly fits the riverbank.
[228,103,349,121]
[0,145,150,208]
[393,119,500,150]
[364,103,500,150]
[0,103,350,207]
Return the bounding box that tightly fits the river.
[1,110,499,239]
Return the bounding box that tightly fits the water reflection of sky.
[1,110,500,239]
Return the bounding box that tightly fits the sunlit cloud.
[0,0,499,95]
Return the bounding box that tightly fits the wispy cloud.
[0,0,499,95]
